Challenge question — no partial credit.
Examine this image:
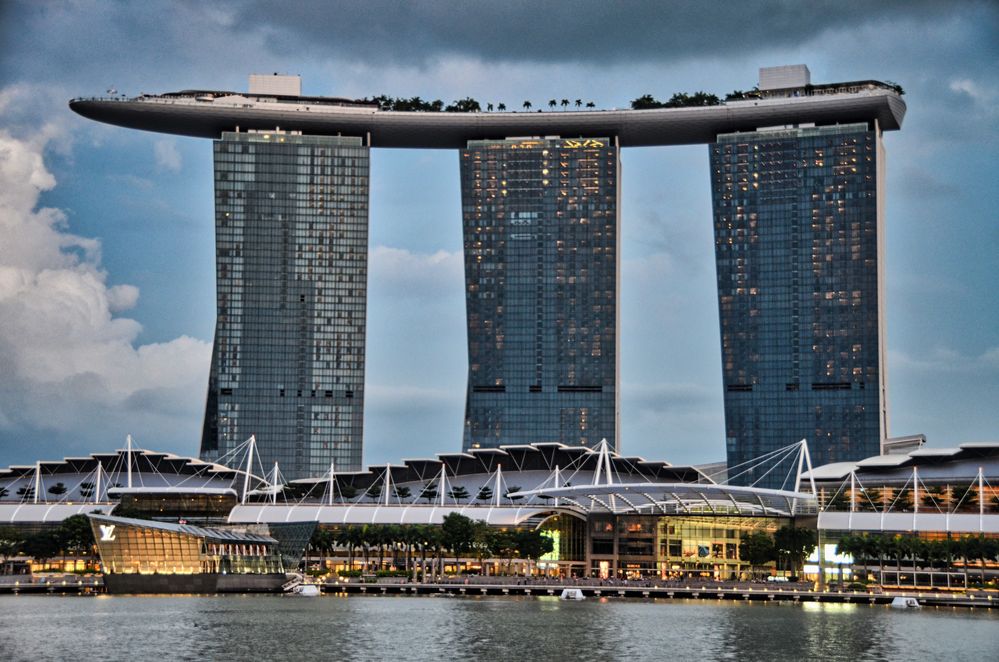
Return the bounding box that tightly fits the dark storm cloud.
[0,0,984,82]
[228,0,973,65]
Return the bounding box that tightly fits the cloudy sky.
[0,1,996,470]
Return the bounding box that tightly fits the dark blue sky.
[0,1,996,469]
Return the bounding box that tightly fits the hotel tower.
[460,138,620,451]
[199,110,369,478]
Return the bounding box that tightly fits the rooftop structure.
[805,442,999,534]
[69,79,905,148]
[759,64,811,91]
[248,73,302,96]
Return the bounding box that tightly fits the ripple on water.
[0,595,996,662]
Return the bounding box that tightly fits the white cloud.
[0,124,210,453]
[153,138,182,172]
[889,346,999,374]
[949,78,996,105]
[368,245,463,299]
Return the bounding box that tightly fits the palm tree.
[420,483,438,504]
[967,534,990,586]
[339,484,358,502]
[871,534,891,581]
[337,525,364,573]
[575,99,582,109]
[522,101,532,111]
[416,525,441,581]
[486,103,493,112]
[561,98,569,110]
[547,99,557,110]
[476,486,493,503]
[0,526,24,570]
[372,526,390,571]
[400,525,420,572]
[441,513,477,571]
[449,486,470,503]
[497,103,506,111]
[394,485,412,502]
[585,101,596,108]
[310,528,333,573]
[952,483,978,512]
[954,535,973,586]
[358,525,374,571]
[863,488,884,512]
[366,483,382,503]
[835,534,860,563]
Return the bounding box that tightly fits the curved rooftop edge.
[802,441,999,482]
[69,90,905,148]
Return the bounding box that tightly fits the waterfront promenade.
[321,578,996,609]
[3,574,994,609]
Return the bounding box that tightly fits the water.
[1,595,996,661]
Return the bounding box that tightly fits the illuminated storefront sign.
[562,139,605,148]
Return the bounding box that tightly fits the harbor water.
[1,594,996,661]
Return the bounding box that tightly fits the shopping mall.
[2,436,995,586]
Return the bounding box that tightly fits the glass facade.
[656,516,780,579]
[588,514,782,578]
[200,132,369,479]
[710,123,887,488]
[460,138,620,451]
[90,516,283,575]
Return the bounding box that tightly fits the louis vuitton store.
[88,514,313,593]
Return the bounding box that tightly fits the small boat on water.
[293,583,321,597]
[560,588,585,601]
[890,597,920,609]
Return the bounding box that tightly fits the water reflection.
[0,595,995,662]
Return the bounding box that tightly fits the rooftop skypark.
[69,71,905,148]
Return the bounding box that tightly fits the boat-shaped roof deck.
[70,80,905,148]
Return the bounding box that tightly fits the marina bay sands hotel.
[70,65,906,486]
